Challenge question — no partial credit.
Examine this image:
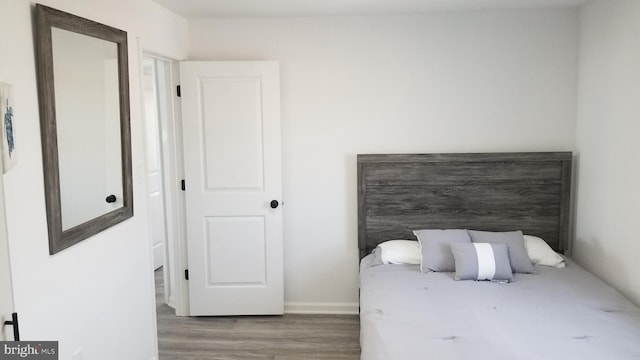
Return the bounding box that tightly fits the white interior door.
[0,159,17,340]
[143,58,166,270]
[180,61,283,316]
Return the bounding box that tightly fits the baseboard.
[284,301,359,315]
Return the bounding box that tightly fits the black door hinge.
[176,85,181,97]
[184,269,189,280]
[181,179,185,191]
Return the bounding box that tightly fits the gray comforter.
[359,255,640,360]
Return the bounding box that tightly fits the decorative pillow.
[377,240,421,265]
[451,242,514,282]
[413,229,471,273]
[468,230,535,274]
[524,235,566,269]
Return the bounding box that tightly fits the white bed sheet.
[359,255,640,360]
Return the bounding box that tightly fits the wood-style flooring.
[155,269,361,360]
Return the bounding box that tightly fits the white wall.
[0,0,187,359]
[575,0,640,307]
[189,9,579,311]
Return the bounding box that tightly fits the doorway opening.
[142,54,187,316]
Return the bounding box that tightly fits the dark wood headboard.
[357,152,572,259]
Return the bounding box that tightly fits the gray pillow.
[468,230,534,274]
[451,242,514,282]
[413,229,471,273]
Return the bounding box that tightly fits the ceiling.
[152,0,593,19]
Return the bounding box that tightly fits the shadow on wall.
[346,153,358,255]
[571,152,633,305]
[573,235,635,307]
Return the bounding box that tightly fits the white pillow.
[377,240,421,265]
[523,235,566,269]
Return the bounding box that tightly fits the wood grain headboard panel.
[357,152,572,258]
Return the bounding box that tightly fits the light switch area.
[72,347,83,360]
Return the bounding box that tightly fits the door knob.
[105,194,117,203]
[270,200,279,209]
[3,312,20,341]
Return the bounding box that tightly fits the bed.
[357,152,640,360]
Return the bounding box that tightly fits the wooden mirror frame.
[35,4,133,254]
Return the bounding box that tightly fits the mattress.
[359,254,640,360]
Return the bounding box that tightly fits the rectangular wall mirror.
[35,4,133,254]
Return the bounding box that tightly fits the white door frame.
[141,52,189,316]
[143,57,167,271]
[0,154,17,340]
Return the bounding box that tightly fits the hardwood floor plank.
[155,269,360,360]
[275,356,359,360]
[160,350,274,360]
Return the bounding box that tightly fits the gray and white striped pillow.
[451,242,514,282]
[468,230,534,274]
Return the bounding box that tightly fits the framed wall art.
[0,82,16,173]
